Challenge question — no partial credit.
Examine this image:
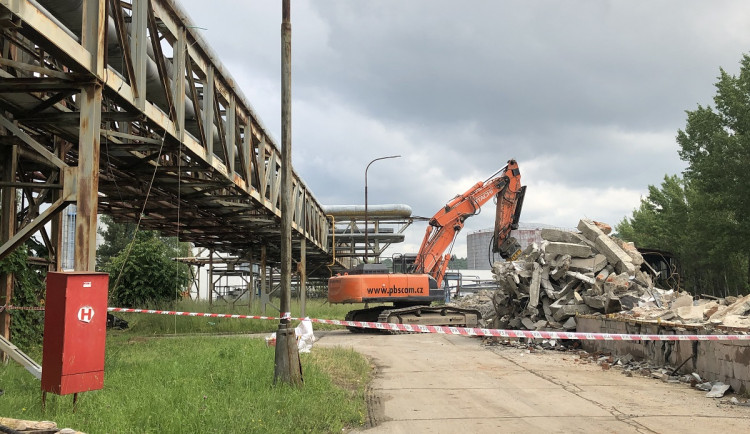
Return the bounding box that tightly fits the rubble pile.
[624,292,750,328]
[480,219,659,330]
[470,219,750,331]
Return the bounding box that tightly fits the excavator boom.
[327,159,526,331]
[413,159,525,283]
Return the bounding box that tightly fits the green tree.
[449,257,467,269]
[677,54,750,289]
[104,231,191,307]
[97,214,137,270]
[0,245,45,348]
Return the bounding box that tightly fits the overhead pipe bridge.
[0,0,345,278]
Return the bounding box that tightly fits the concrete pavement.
[315,330,750,433]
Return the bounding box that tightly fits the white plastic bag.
[294,317,316,353]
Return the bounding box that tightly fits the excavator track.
[345,306,391,333]
[376,305,481,334]
[345,305,481,333]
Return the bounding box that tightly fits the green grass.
[0,334,371,433]
[111,298,357,336]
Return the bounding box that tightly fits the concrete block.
[676,305,705,321]
[552,302,594,321]
[570,254,608,273]
[551,255,571,281]
[529,262,541,307]
[546,242,592,258]
[542,297,552,316]
[595,234,633,268]
[583,294,605,309]
[577,219,607,242]
[603,272,630,295]
[566,271,596,285]
[618,240,644,266]
[541,228,587,245]
[521,317,536,330]
[615,260,637,276]
[670,293,693,309]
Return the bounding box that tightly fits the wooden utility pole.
[274,0,302,386]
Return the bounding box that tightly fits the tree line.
[616,54,750,297]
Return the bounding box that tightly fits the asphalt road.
[315,330,750,433]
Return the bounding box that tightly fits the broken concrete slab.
[563,317,577,330]
[566,271,596,285]
[541,228,588,245]
[594,234,634,273]
[617,239,644,266]
[583,294,606,310]
[706,383,731,398]
[529,263,541,307]
[545,242,592,258]
[670,293,693,309]
[550,255,571,280]
[603,272,630,295]
[552,303,594,322]
[569,254,608,273]
[577,219,607,242]
[615,259,637,276]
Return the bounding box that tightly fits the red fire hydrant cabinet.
[42,272,109,395]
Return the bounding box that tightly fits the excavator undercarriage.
[344,304,482,333]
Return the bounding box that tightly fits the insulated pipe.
[323,204,413,218]
[36,0,198,121]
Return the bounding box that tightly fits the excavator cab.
[391,253,418,274]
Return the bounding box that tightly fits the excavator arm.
[413,159,525,284]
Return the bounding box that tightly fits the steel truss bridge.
[0,0,347,271]
[0,0,417,332]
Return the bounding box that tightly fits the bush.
[104,233,190,307]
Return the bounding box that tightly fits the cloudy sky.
[179,0,750,258]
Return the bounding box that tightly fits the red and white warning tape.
[105,307,750,342]
[106,307,281,321]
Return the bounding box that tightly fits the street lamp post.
[365,155,401,262]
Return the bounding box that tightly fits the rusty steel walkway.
[0,0,345,278]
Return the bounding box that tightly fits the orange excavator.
[328,159,526,329]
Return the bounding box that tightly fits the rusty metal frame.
[0,0,339,282]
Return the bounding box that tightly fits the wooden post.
[300,238,306,317]
[274,0,302,386]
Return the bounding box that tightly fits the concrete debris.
[728,397,750,406]
[706,383,731,398]
[573,349,738,399]
[455,218,750,332]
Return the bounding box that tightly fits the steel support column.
[260,245,267,315]
[74,84,103,271]
[74,0,105,271]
